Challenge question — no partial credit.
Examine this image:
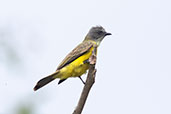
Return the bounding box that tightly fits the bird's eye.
[98,31,103,35]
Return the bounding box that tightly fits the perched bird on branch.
[33,26,111,91]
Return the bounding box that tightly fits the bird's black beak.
[105,32,112,36]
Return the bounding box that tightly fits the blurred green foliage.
[0,27,21,66]
[15,103,34,114]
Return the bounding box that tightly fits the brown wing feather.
[56,41,94,70]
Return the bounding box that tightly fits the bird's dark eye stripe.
[98,31,103,34]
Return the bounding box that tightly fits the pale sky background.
[0,0,171,114]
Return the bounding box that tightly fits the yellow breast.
[59,46,94,79]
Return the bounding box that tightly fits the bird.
[33,26,111,91]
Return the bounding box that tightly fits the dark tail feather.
[33,71,59,91]
[58,79,67,84]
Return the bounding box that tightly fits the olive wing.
[57,41,93,70]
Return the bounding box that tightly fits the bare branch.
[73,46,97,114]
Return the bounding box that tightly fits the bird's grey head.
[84,26,111,44]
